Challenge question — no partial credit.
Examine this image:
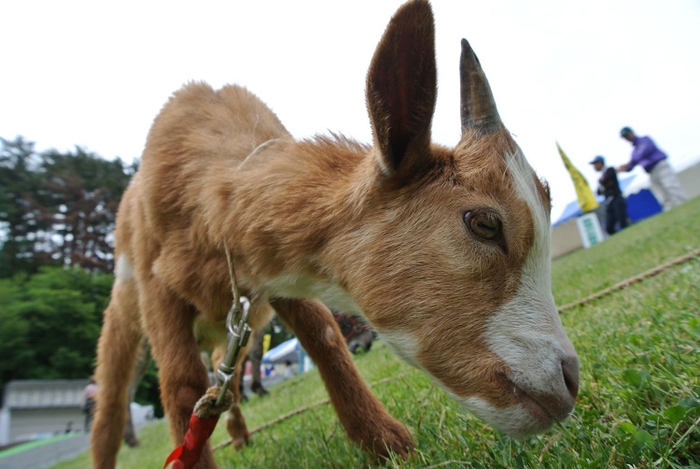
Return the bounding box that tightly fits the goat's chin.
[458,396,559,438]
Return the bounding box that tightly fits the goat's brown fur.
[91,1,578,467]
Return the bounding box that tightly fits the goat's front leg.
[270,298,413,460]
[140,278,216,469]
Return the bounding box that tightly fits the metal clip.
[215,296,252,406]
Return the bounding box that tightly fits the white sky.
[2,0,699,221]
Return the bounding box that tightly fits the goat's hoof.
[251,382,270,396]
[226,415,250,451]
[358,416,414,461]
[232,434,250,451]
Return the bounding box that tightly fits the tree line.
[0,136,293,415]
[0,135,164,408]
[0,136,137,277]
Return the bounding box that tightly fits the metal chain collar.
[215,244,252,406]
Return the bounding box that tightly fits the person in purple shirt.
[618,127,688,210]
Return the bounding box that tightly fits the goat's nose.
[561,355,580,400]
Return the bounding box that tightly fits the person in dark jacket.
[590,155,628,235]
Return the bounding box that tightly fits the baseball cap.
[620,127,633,137]
[589,156,605,165]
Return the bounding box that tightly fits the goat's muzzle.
[509,353,580,429]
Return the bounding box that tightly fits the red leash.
[163,387,235,469]
[164,414,219,469]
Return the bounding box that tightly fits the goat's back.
[136,83,292,236]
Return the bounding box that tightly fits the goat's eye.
[465,210,502,241]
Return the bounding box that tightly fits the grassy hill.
[53,198,700,468]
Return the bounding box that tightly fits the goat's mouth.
[506,374,575,430]
[510,382,555,429]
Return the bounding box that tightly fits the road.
[0,374,286,469]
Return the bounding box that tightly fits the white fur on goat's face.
[456,148,578,436]
[337,134,578,437]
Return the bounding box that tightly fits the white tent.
[262,338,300,364]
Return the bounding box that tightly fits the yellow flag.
[556,142,599,212]
[262,334,271,356]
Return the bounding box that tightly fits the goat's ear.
[366,0,437,179]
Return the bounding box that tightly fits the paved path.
[0,375,286,469]
[0,432,91,469]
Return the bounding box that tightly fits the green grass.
[52,198,700,468]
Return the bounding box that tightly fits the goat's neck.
[211,138,373,304]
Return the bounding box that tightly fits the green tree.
[0,266,112,390]
[0,137,160,413]
[0,136,137,277]
[39,147,136,272]
[0,136,46,277]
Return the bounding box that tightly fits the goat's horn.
[459,38,502,135]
